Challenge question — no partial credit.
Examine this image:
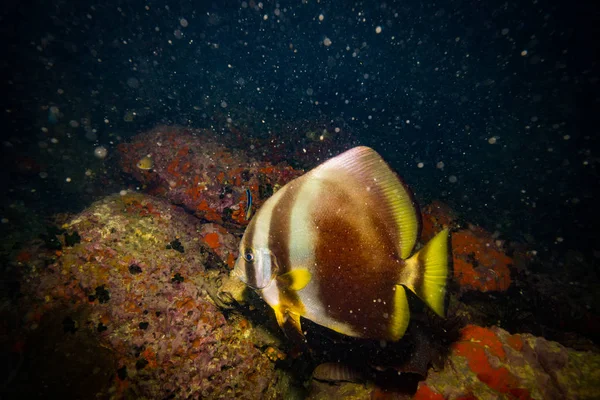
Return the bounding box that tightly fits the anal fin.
[273,305,308,347]
[389,285,410,341]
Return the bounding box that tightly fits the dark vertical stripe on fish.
[411,249,426,301]
[243,217,258,288]
[268,185,296,275]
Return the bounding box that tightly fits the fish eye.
[244,250,254,262]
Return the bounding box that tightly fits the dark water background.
[1,0,598,262]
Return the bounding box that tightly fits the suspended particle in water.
[127,77,140,89]
[180,18,188,27]
[375,26,382,34]
[94,146,108,159]
[436,161,445,169]
[449,175,458,183]
[488,136,497,144]
[319,14,324,21]
[174,29,183,39]
[417,162,424,168]
[323,37,332,47]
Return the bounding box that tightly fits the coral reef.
[304,325,600,399]
[420,200,459,243]
[9,192,287,399]
[415,324,600,399]
[6,126,598,399]
[452,226,513,293]
[198,222,240,269]
[421,201,513,293]
[117,125,303,225]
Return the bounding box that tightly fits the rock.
[452,226,513,293]
[117,125,303,225]
[421,201,513,293]
[415,325,600,400]
[420,200,460,243]
[11,193,287,399]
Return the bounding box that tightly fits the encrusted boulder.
[117,125,303,225]
[11,193,287,399]
[415,325,600,400]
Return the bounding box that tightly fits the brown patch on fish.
[268,185,296,275]
[312,183,403,340]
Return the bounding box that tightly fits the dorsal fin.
[310,146,420,259]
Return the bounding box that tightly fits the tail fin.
[404,229,450,317]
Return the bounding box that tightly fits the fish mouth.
[231,260,245,282]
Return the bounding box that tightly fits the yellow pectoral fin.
[277,269,312,291]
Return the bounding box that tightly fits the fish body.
[234,146,449,342]
[245,188,253,220]
[136,155,154,170]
